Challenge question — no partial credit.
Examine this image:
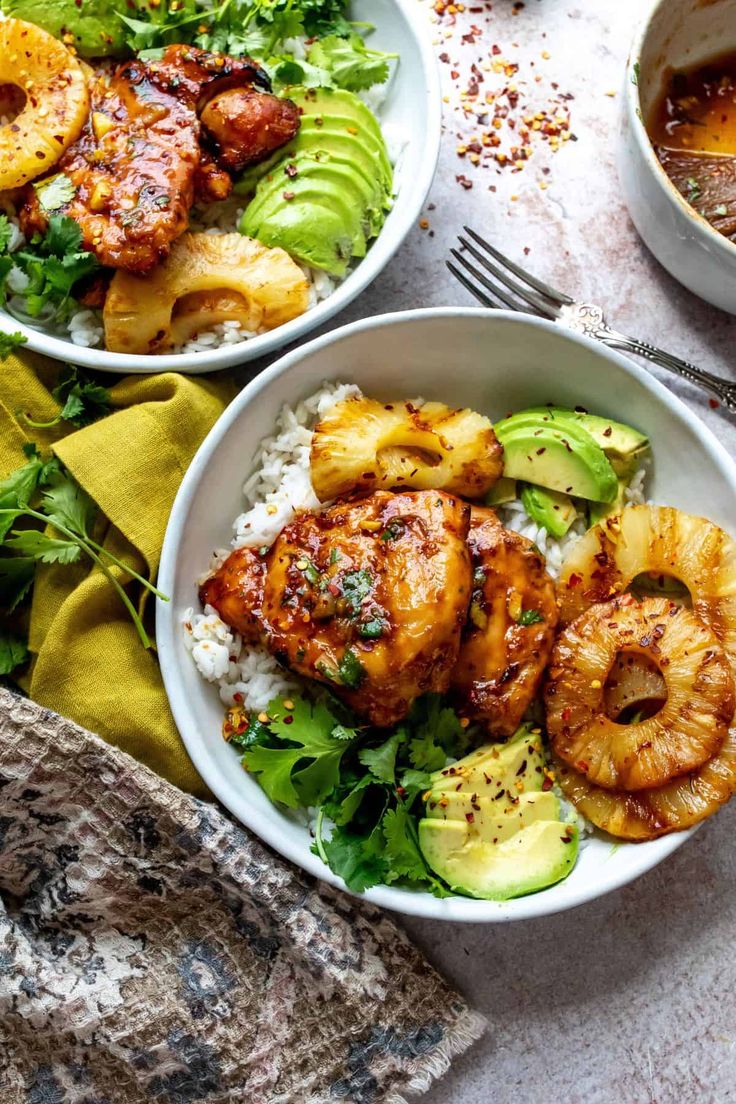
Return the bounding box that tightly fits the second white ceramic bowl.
[157,308,736,922]
[621,0,736,314]
[0,0,441,373]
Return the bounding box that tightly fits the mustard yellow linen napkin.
[0,354,236,796]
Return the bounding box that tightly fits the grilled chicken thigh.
[20,46,300,273]
[200,490,473,726]
[451,506,558,735]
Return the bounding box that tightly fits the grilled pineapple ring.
[310,397,503,502]
[558,505,736,666]
[552,725,736,841]
[546,596,735,791]
[0,19,90,190]
[103,233,310,354]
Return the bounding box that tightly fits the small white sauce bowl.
[620,0,736,314]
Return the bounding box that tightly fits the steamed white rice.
[184,383,649,717]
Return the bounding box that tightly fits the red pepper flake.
[541,776,553,792]
[283,191,295,201]
[285,162,298,178]
[456,174,473,190]
[709,399,720,409]
[465,812,475,823]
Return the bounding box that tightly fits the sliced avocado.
[588,478,628,527]
[418,818,579,901]
[286,86,387,149]
[518,406,649,478]
[485,477,517,506]
[430,725,547,798]
[5,0,129,56]
[238,86,392,276]
[494,414,618,503]
[426,789,560,842]
[520,483,577,538]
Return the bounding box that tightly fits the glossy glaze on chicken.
[20,45,300,273]
[202,490,474,727]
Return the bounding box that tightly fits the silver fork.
[447,226,736,414]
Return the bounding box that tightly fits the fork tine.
[449,248,537,315]
[445,260,499,308]
[458,236,558,320]
[463,226,575,306]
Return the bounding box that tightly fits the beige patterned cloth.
[0,689,485,1103]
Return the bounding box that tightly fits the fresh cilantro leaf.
[517,608,544,626]
[338,647,365,689]
[0,453,44,511]
[397,768,434,802]
[41,474,97,538]
[299,0,352,37]
[322,773,373,825]
[241,694,357,807]
[53,366,111,427]
[10,217,97,322]
[358,730,404,784]
[230,714,271,750]
[406,695,465,770]
[269,56,333,89]
[0,215,12,253]
[307,33,396,91]
[408,729,448,772]
[0,629,29,675]
[357,617,387,639]
[381,805,428,884]
[4,530,82,565]
[0,331,27,360]
[0,556,35,612]
[340,568,373,615]
[34,174,76,213]
[320,822,387,892]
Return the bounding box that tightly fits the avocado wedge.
[429,725,546,797]
[520,483,577,538]
[238,86,393,276]
[418,818,579,901]
[494,412,618,503]
[426,790,560,842]
[514,406,649,478]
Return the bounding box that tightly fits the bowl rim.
[0,0,442,375]
[624,0,736,259]
[157,306,736,922]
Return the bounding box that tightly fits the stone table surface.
[239,1,736,1100]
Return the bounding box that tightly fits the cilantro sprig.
[0,446,167,659]
[0,215,98,324]
[21,366,111,430]
[238,690,471,896]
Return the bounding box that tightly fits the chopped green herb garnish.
[517,608,544,626]
[358,617,387,639]
[338,647,365,688]
[340,568,373,615]
[380,519,404,541]
[0,331,27,360]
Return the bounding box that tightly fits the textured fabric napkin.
[0,354,236,795]
[0,688,485,1102]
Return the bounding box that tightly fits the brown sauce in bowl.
[649,52,736,239]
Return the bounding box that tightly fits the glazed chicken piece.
[20,46,300,273]
[451,506,558,736]
[200,490,473,726]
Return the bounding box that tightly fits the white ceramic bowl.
[621,0,736,314]
[0,0,440,374]
[157,308,736,921]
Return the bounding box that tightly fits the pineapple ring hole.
[603,650,668,725]
[630,572,692,608]
[377,445,444,469]
[0,82,26,124]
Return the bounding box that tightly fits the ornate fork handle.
[560,303,736,413]
[600,330,736,412]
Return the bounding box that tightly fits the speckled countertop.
[240,2,736,1100]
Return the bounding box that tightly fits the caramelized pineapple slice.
[310,397,503,502]
[546,596,734,791]
[103,233,310,354]
[0,19,90,189]
[558,505,736,670]
[553,724,736,841]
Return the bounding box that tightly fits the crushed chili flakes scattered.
[428,0,575,193]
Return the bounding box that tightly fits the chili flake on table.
[423,0,576,192]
